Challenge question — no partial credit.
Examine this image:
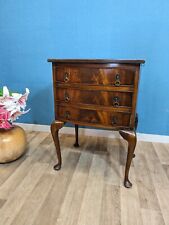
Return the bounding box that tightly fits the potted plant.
[0,86,30,163]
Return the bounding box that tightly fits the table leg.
[51,120,64,170]
[119,130,137,188]
[74,124,80,147]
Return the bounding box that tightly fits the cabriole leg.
[119,130,137,188]
[51,120,64,170]
[133,113,138,159]
[74,124,80,147]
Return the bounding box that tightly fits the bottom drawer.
[56,106,131,128]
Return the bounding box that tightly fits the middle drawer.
[55,88,133,108]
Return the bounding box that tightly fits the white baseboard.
[15,123,169,143]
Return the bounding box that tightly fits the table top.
[47,59,145,64]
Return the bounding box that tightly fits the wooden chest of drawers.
[48,59,145,188]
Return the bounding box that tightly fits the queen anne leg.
[51,120,64,170]
[119,130,137,188]
[74,124,80,147]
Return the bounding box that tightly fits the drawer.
[56,106,131,128]
[54,66,135,86]
[55,88,133,108]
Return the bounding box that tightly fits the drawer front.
[56,106,131,128]
[55,88,133,108]
[54,66,135,86]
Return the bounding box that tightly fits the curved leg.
[119,130,137,188]
[51,120,64,170]
[74,124,80,147]
[133,113,138,159]
[135,113,138,130]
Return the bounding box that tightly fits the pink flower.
[0,86,30,128]
[0,108,12,129]
[18,88,30,109]
[0,108,10,120]
[10,111,22,122]
[0,120,12,129]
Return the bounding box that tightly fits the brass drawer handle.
[64,111,71,119]
[64,92,70,102]
[113,96,120,107]
[111,116,118,125]
[64,72,70,82]
[114,74,121,86]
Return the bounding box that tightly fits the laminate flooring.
[0,131,169,225]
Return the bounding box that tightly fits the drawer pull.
[64,72,70,82]
[64,92,70,102]
[111,116,118,125]
[113,96,120,107]
[114,74,121,86]
[64,111,70,119]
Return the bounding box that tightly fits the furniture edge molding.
[15,123,169,143]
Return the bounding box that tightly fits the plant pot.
[0,125,27,163]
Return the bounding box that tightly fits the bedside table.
[48,59,145,188]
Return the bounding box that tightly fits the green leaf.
[0,88,13,97]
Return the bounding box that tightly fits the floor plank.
[76,154,106,225]
[141,209,165,225]
[0,162,49,225]
[134,150,160,211]
[0,198,6,209]
[33,151,81,225]
[100,184,121,225]
[120,167,143,225]
[0,131,169,225]
[155,188,169,225]
[10,173,56,225]
[153,142,169,165]
[55,151,93,225]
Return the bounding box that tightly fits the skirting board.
[15,123,169,143]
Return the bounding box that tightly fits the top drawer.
[53,66,136,86]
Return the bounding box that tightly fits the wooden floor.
[0,131,169,225]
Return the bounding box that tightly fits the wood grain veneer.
[48,59,145,188]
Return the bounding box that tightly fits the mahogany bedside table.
[48,59,145,188]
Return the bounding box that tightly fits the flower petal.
[3,86,10,97]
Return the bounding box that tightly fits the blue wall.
[0,0,169,135]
